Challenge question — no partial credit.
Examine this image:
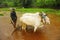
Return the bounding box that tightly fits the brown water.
[0,13,60,40]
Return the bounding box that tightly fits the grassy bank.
[0,14,4,16]
[0,8,60,15]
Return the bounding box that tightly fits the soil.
[0,12,60,40]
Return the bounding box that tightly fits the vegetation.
[0,0,60,8]
[0,8,60,15]
[0,14,4,16]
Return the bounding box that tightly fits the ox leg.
[34,26,38,32]
[22,23,27,32]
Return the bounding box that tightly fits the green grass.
[0,8,60,15]
[16,8,57,13]
[0,8,56,12]
[0,14,4,16]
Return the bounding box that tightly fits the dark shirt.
[10,11,17,22]
[11,11,17,17]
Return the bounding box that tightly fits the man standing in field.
[10,8,17,28]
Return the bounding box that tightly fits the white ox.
[19,12,50,32]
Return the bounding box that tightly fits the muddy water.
[0,14,60,40]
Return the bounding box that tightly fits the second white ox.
[20,12,50,32]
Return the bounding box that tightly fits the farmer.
[10,8,17,28]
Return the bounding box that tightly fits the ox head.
[39,12,50,24]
